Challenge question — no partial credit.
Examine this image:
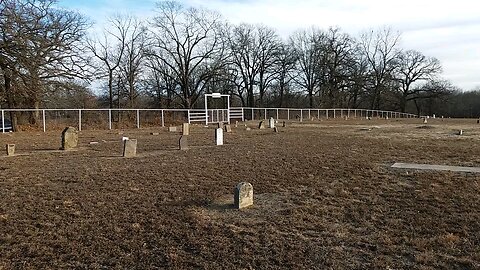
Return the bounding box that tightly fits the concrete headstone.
[215,128,224,145]
[6,144,15,156]
[269,117,275,128]
[458,129,463,136]
[61,127,78,150]
[168,126,177,132]
[274,127,279,133]
[282,121,286,128]
[224,124,232,133]
[182,123,190,136]
[258,121,265,129]
[423,118,428,124]
[179,136,188,150]
[123,139,137,157]
[234,182,253,209]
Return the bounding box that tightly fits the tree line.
[1,0,478,129]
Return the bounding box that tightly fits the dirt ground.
[0,118,479,269]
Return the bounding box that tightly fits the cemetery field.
[1,118,479,269]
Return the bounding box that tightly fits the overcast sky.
[59,0,480,91]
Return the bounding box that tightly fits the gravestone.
[477,119,479,124]
[274,127,279,133]
[168,126,177,132]
[235,121,238,128]
[246,127,251,131]
[150,132,159,135]
[61,127,78,150]
[123,139,137,157]
[423,118,428,124]
[269,117,275,128]
[234,182,253,209]
[179,136,188,150]
[6,144,15,156]
[217,122,224,129]
[182,123,190,136]
[282,121,286,128]
[458,129,463,136]
[224,124,232,133]
[258,121,265,129]
[215,128,223,145]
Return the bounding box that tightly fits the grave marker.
[274,127,279,133]
[217,122,224,129]
[269,117,275,128]
[282,121,286,128]
[179,136,188,150]
[215,128,224,145]
[168,126,177,132]
[224,124,232,133]
[182,123,190,136]
[61,127,78,150]
[123,139,137,157]
[258,121,265,129]
[423,118,428,124]
[234,182,253,209]
[6,144,15,156]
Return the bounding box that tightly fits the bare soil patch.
[1,118,479,269]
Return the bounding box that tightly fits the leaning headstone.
[182,123,190,136]
[179,136,188,150]
[224,124,232,133]
[215,128,224,145]
[6,144,15,156]
[274,127,279,133]
[123,139,137,157]
[258,121,265,129]
[168,126,177,132]
[234,182,253,209]
[268,117,275,128]
[61,126,78,150]
[217,122,224,129]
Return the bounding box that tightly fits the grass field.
[1,118,479,269]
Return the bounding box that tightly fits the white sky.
[60,0,480,90]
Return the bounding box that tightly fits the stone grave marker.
[258,121,265,129]
[217,122,224,129]
[182,123,190,136]
[282,121,286,128]
[458,129,463,136]
[234,182,253,209]
[123,139,137,157]
[224,124,232,133]
[215,128,224,145]
[423,118,428,124]
[6,144,15,156]
[61,127,78,150]
[246,127,251,131]
[235,121,238,128]
[274,127,279,133]
[269,117,275,128]
[150,132,159,135]
[168,126,177,132]
[179,136,188,150]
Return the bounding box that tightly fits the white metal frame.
[204,93,230,125]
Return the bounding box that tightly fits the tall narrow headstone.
[234,182,253,209]
[282,121,286,128]
[6,144,15,156]
[182,123,190,135]
[215,128,223,145]
[123,139,137,157]
[235,121,238,128]
[179,136,188,150]
[268,117,275,128]
[258,121,265,129]
[458,129,463,136]
[224,124,232,133]
[61,127,78,150]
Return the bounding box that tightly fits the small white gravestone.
[168,126,177,132]
[268,117,275,128]
[458,129,463,136]
[224,124,232,133]
[182,123,190,136]
[123,139,137,157]
[423,118,428,124]
[122,136,129,141]
[234,182,253,209]
[6,144,15,156]
[215,128,223,145]
[258,121,265,129]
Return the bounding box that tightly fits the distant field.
[1,118,479,269]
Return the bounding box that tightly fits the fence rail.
[0,107,417,133]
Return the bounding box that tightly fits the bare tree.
[396,50,442,112]
[359,27,401,109]
[150,1,227,109]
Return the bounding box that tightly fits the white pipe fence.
[0,107,417,133]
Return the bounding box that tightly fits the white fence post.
[161,110,165,127]
[108,109,112,130]
[78,109,82,131]
[264,108,267,120]
[42,109,46,132]
[136,109,140,129]
[276,108,279,120]
[1,110,4,133]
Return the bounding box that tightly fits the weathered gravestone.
[458,129,463,136]
[168,126,177,132]
[150,132,159,135]
[269,117,275,128]
[123,139,137,157]
[217,122,224,129]
[182,123,190,135]
[423,118,428,124]
[224,124,232,133]
[235,121,238,128]
[282,121,286,128]
[6,144,15,156]
[234,182,253,209]
[258,121,265,129]
[179,136,188,150]
[274,127,279,133]
[61,127,78,150]
[215,128,223,145]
